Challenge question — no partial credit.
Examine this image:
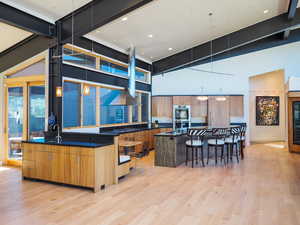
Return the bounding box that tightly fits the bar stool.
[207,128,228,165]
[225,127,241,163]
[186,129,207,167]
[239,125,247,160]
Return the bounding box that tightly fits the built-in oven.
[173,105,191,130]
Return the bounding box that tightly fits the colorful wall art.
[256,96,279,126]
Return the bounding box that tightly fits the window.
[100,60,128,78]
[63,82,81,128]
[132,94,140,123]
[63,45,150,83]
[100,88,129,125]
[83,86,96,126]
[29,86,45,139]
[141,93,149,122]
[62,79,150,128]
[63,48,96,69]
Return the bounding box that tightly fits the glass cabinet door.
[7,87,24,160]
[293,101,300,144]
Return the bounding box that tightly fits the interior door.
[5,82,45,166]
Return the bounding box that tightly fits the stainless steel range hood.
[125,46,136,105]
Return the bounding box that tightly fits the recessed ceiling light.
[96,30,101,33]
[168,47,173,51]
[150,56,153,59]
[148,34,153,38]
[121,17,128,21]
[263,9,269,14]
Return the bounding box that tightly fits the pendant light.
[197,87,208,101]
[83,85,90,96]
[216,88,226,101]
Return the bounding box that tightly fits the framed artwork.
[256,96,279,126]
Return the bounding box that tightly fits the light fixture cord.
[71,0,75,54]
[209,12,213,73]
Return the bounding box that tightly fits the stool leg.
[196,147,199,164]
[185,146,188,166]
[226,144,229,164]
[192,147,194,168]
[241,141,244,160]
[201,146,205,167]
[230,144,233,162]
[207,146,210,165]
[215,145,217,165]
[235,144,239,163]
[221,145,225,163]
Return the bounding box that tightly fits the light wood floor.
[1,142,300,225]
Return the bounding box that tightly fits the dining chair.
[186,128,207,167]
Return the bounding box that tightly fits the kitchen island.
[154,130,188,167]
[22,139,118,192]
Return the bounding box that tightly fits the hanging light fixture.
[216,96,226,101]
[197,96,208,101]
[83,85,90,96]
[56,86,62,97]
[197,87,208,101]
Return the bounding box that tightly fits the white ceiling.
[1,0,93,23]
[0,22,32,53]
[86,0,296,62]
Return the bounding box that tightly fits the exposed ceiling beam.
[152,8,300,75]
[0,34,52,73]
[288,0,299,19]
[59,0,153,43]
[282,0,298,39]
[177,28,300,72]
[0,2,55,37]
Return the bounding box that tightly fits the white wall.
[153,40,300,142]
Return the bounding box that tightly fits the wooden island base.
[22,143,117,192]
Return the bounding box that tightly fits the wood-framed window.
[62,79,150,129]
[62,44,150,84]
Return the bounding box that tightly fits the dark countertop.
[22,138,112,148]
[99,126,170,135]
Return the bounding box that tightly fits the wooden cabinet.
[173,96,191,105]
[152,96,173,119]
[22,143,116,192]
[229,96,244,117]
[191,96,208,117]
[208,96,230,127]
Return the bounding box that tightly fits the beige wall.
[249,70,286,143]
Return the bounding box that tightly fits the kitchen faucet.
[53,124,62,143]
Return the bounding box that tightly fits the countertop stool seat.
[207,128,228,165]
[185,129,207,167]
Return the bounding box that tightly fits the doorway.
[5,82,45,166]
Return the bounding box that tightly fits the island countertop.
[22,138,113,148]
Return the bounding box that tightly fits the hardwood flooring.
[1,142,300,225]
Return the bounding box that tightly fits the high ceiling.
[1,0,92,23]
[86,0,298,62]
[0,22,32,53]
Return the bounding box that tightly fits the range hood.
[125,46,136,105]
